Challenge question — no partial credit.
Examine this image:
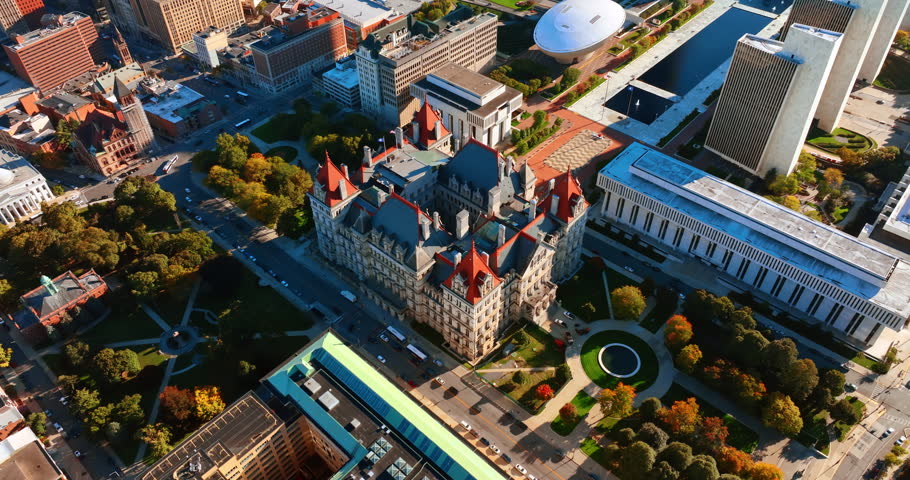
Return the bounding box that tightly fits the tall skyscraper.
[705,25,842,176]
[114,76,154,153]
[858,0,910,83]
[355,9,498,126]
[4,12,101,92]
[134,0,244,53]
[782,0,889,131]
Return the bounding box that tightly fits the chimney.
[497,223,505,246]
[394,126,404,148]
[363,145,373,167]
[455,210,469,239]
[411,120,420,143]
[434,120,442,139]
[376,189,388,205]
[505,155,514,176]
[338,179,348,200]
[528,198,537,222]
[453,136,461,153]
[548,178,555,193]
[454,252,463,265]
[433,211,441,230]
[341,164,349,179]
[550,194,560,215]
[480,251,490,265]
[421,220,431,240]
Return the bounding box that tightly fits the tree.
[732,329,769,369]
[823,168,844,188]
[730,307,756,330]
[620,441,656,479]
[72,388,100,415]
[750,463,784,480]
[27,412,47,436]
[599,382,636,418]
[675,344,702,374]
[733,372,767,407]
[761,393,803,436]
[717,446,753,476]
[659,397,701,435]
[768,174,799,195]
[92,348,140,383]
[127,270,159,298]
[637,422,669,450]
[105,421,122,441]
[0,344,11,368]
[512,370,528,385]
[276,207,311,239]
[820,369,846,396]
[657,442,693,472]
[685,455,720,480]
[114,393,145,425]
[160,386,195,423]
[57,375,79,394]
[137,424,172,458]
[830,398,862,425]
[614,427,636,446]
[580,301,596,320]
[697,416,729,452]
[535,384,554,401]
[64,341,91,368]
[243,154,272,183]
[238,360,256,376]
[649,461,680,480]
[114,177,176,218]
[794,153,817,184]
[42,202,86,233]
[218,145,247,171]
[555,363,571,383]
[194,386,226,421]
[781,195,801,211]
[55,119,80,147]
[781,358,819,401]
[664,315,693,350]
[761,338,798,380]
[711,295,735,322]
[640,397,663,422]
[513,330,529,347]
[559,403,577,423]
[611,285,646,320]
[87,403,113,434]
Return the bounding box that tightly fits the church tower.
[112,26,133,66]
[114,76,153,153]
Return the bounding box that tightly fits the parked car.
[53,422,64,433]
[434,377,445,385]
[378,333,389,343]
[846,383,858,392]
[433,359,444,367]
[501,453,512,463]
[553,318,566,326]
[896,435,906,446]
[515,464,527,475]
[376,355,386,364]
[479,437,490,446]
[563,311,576,321]
[885,427,896,437]
[459,420,471,431]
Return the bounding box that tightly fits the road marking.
[440,388,570,480]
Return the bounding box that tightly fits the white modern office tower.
[597,143,910,356]
[859,0,910,84]
[782,0,889,131]
[705,25,842,176]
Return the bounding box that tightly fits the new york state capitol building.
[309,102,587,361]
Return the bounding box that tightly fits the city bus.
[234,119,251,129]
[385,326,406,343]
[161,155,178,173]
[406,344,427,362]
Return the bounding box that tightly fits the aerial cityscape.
[0,0,907,478]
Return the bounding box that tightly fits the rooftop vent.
[303,378,322,395]
[318,391,340,411]
[590,15,601,24]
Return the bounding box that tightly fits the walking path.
[477,366,556,373]
[140,303,172,331]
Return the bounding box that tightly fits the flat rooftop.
[429,63,501,98]
[883,168,910,240]
[314,0,422,28]
[0,439,62,480]
[142,84,206,123]
[322,61,359,89]
[265,331,505,480]
[8,12,88,50]
[601,143,910,318]
[138,393,281,480]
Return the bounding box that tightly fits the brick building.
[134,0,245,53]
[11,270,108,342]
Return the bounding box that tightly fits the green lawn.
[136,346,170,369]
[79,305,165,346]
[807,127,874,153]
[478,323,565,370]
[251,113,301,143]
[550,390,597,436]
[661,382,759,453]
[194,268,313,335]
[640,299,677,333]
[580,437,612,468]
[489,369,558,414]
[874,55,910,90]
[265,146,299,163]
[580,330,659,391]
[558,257,637,322]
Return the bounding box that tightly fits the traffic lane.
[583,233,680,289]
[836,428,898,480]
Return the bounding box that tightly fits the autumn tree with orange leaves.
[659,397,701,435]
[750,462,785,480]
[599,382,636,418]
[717,446,754,476]
[664,315,693,351]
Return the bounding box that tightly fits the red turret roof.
[414,100,449,147]
[540,167,587,222]
[314,151,357,207]
[443,241,500,304]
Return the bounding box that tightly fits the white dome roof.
[534,0,626,55]
[0,168,14,186]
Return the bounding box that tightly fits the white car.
[59,396,68,405]
[490,444,501,454]
[378,333,389,343]
[459,420,471,431]
[623,265,635,273]
[886,427,896,437]
[184,188,191,193]
[515,464,528,475]
[897,436,906,446]
[377,355,386,364]
[53,422,64,433]
[185,196,192,202]
[434,377,445,385]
